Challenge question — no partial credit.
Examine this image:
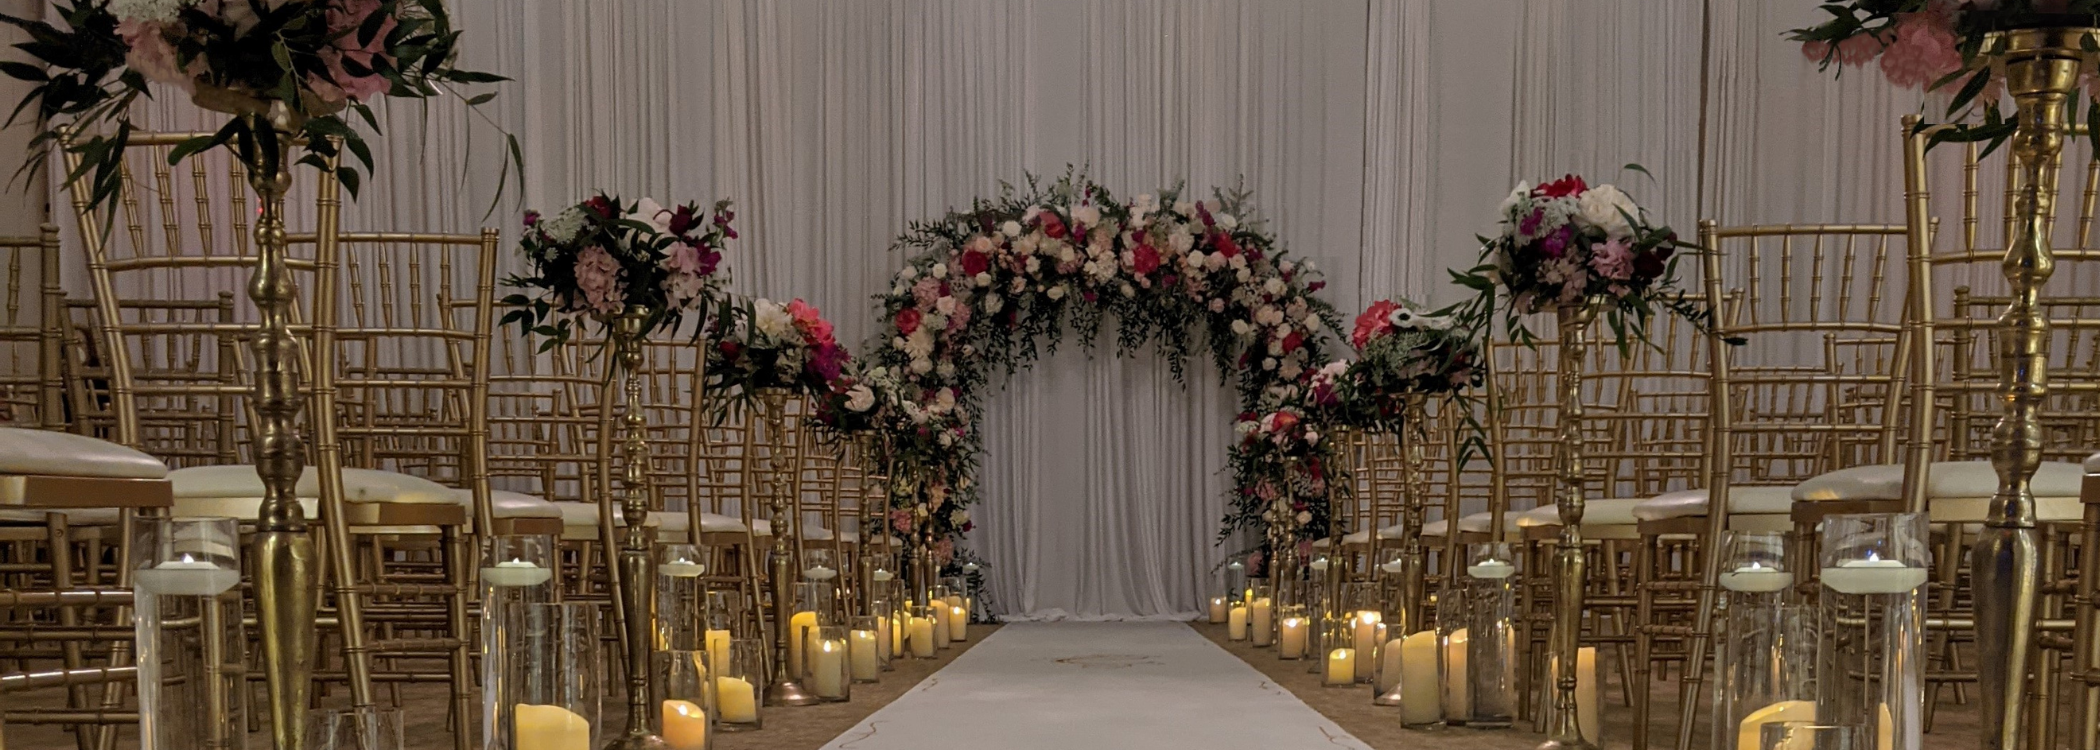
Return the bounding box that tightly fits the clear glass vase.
[306,707,403,750]
[1817,513,1928,750]
[494,602,600,750]
[1464,542,1518,728]
[133,517,244,750]
[1714,531,1816,750]
[479,535,559,750]
[653,650,714,750]
[1249,582,1276,647]
[656,543,710,652]
[1278,604,1310,660]
[1437,583,1470,726]
[1320,615,1356,686]
[806,624,852,702]
[850,615,883,682]
[715,638,766,731]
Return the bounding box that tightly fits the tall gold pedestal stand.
[1537,303,1598,750]
[1972,27,2088,750]
[605,307,669,750]
[760,389,817,707]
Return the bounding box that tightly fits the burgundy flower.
[1040,212,1069,240]
[960,249,991,277]
[584,196,617,219]
[1541,226,1572,258]
[1536,174,1588,198]
[895,308,923,335]
[716,339,743,360]
[1281,331,1305,353]
[669,205,696,236]
[1131,243,1161,275]
[1212,231,1241,258]
[523,210,540,227]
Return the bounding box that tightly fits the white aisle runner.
[818,622,1372,750]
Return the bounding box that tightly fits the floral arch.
[816,174,1350,551]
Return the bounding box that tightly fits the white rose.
[1576,184,1639,237]
[985,295,1005,314]
[1230,320,1253,336]
[1498,181,1533,218]
[1120,283,1136,298]
[845,384,876,412]
[1186,251,1205,268]
[950,509,971,526]
[931,262,949,278]
[1174,200,1195,216]
[1304,316,1322,332]
[938,431,954,447]
[975,272,993,287]
[1001,220,1023,237]
[540,207,587,245]
[1262,357,1278,371]
[1208,299,1227,313]
[752,299,795,339]
[1046,286,1067,301]
[892,283,907,296]
[900,265,918,281]
[1236,268,1252,283]
[1217,213,1238,230]
[936,361,956,378]
[634,197,674,234]
[1072,205,1102,228]
[935,296,957,315]
[1262,278,1286,296]
[910,358,934,375]
[892,336,909,351]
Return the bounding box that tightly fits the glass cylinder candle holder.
[1248,583,1276,647]
[715,639,765,731]
[704,590,739,680]
[653,650,714,750]
[133,517,244,750]
[1437,583,1471,726]
[1277,604,1310,660]
[790,581,836,678]
[479,535,558,750]
[306,706,403,750]
[849,615,883,683]
[946,595,970,642]
[1321,616,1357,686]
[907,604,940,659]
[493,602,600,750]
[1464,542,1518,728]
[804,549,841,583]
[1209,594,1231,624]
[1384,623,1442,727]
[656,543,711,653]
[1818,513,1927,750]
[805,625,852,702]
[1224,559,1248,605]
[868,598,896,668]
[1714,531,1816,750]
[1346,584,1383,684]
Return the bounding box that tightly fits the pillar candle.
[1444,628,1471,719]
[931,609,950,648]
[1228,605,1249,640]
[1353,612,1382,682]
[1324,648,1356,686]
[1209,597,1228,623]
[889,612,906,654]
[875,616,893,661]
[810,638,847,698]
[908,616,936,657]
[514,704,591,750]
[787,611,819,677]
[1279,616,1309,658]
[1877,702,1894,750]
[1399,631,1441,725]
[1249,597,1274,646]
[1376,637,1405,693]
[1735,700,1817,750]
[1577,646,1598,743]
[660,699,707,750]
[849,629,880,681]
[714,676,758,724]
[704,629,731,678]
[949,605,970,641]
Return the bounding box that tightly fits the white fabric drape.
[24,0,1986,619]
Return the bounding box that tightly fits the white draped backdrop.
[9,0,2012,619]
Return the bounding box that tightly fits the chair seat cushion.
[1632,486,1797,521]
[488,490,562,519]
[2085,452,2100,473]
[0,427,167,479]
[699,513,750,534]
[1518,497,1643,528]
[553,501,687,532]
[1793,460,2083,502]
[0,507,125,525]
[171,465,459,504]
[1420,519,1449,537]
[1457,510,1524,534]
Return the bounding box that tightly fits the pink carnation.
[1877,9,1962,90]
[785,299,835,346]
[573,245,624,316]
[117,21,197,91]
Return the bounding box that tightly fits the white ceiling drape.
[28,0,1955,619]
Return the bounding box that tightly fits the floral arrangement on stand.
[1453,172,1718,347]
[1223,398,1341,546]
[1,0,516,208]
[500,193,737,344]
[856,171,1342,547]
[1337,299,1482,432]
[1792,0,2100,145]
[707,297,851,402]
[814,363,976,543]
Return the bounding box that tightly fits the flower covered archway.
[817,174,1346,553]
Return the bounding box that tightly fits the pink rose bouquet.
[502,193,736,343]
[708,297,851,397]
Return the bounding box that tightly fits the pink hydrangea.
[1877,9,1962,90]
[1588,237,1634,281]
[911,277,942,308]
[1801,33,1884,68]
[573,245,624,316]
[117,21,197,91]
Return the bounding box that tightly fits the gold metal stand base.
[601,733,672,750]
[765,679,819,707]
[1537,738,1598,750]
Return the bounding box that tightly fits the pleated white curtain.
[29,0,1983,619]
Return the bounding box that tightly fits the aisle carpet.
[816,622,1371,750]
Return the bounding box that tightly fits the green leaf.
[465,91,497,106]
[0,61,47,82]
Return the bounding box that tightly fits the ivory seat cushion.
[0,507,125,525]
[1421,519,1449,537]
[1792,460,2083,502]
[487,490,562,519]
[698,513,751,534]
[0,427,167,479]
[2085,452,2100,473]
[170,465,459,504]
[1631,486,1797,522]
[745,518,843,541]
[1517,497,1644,528]
[1422,511,1527,536]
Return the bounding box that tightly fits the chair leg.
[1632,533,1656,750]
[2075,504,2100,750]
[445,526,474,750]
[44,514,93,750]
[321,503,377,708]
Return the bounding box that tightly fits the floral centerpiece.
[868,172,1341,544]
[500,194,736,343]
[1224,399,1340,543]
[1455,172,1714,347]
[814,363,976,545]
[707,297,850,398]
[1,0,514,207]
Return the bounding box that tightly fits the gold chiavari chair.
[695,402,770,643]
[2079,451,2100,750]
[0,226,63,429]
[1628,223,1910,750]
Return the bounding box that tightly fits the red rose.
[668,205,696,235]
[584,195,617,218]
[1536,174,1588,198]
[1131,243,1161,275]
[895,308,923,335]
[1039,212,1069,239]
[1213,231,1240,258]
[960,249,990,277]
[1353,300,1399,348]
[1281,330,1305,353]
[716,339,743,360]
